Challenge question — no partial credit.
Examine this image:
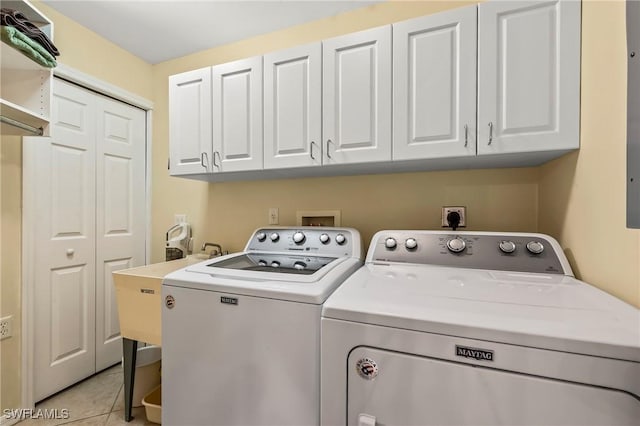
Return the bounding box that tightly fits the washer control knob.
[405,238,418,250]
[499,240,516,254]
[270,232,279,242]
[446,237,466,253]
[258,260,267,266]
[256,232,267,242]
[271,261,280,268]
[526,241,544,255]
[319,233,330,244]
[385,238,397,249]
[293,261,307,270]
[335,233,346,245]
[293,231,306,244]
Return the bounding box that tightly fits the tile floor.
[17,363,156,426]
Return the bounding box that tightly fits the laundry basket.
[142,385,162,424]
[131,346,161,407]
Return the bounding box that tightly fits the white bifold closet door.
[32,78,146,402]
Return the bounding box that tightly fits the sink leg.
[122,338,138,422]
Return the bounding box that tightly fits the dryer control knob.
[256,232,267,242]
[385,237,397,249]
[405,238,418,250]
[446,237,466,253]
[526,241,544,255]
[499,240,516,254]
[319,233,330,244]
[293,231,306,244]
[270,232,280,242]
[335,234,346,245]
[258,260,267,266]
[271,261,280,267]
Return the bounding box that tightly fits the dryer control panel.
[246,227,361,258]
[369,231,570,275]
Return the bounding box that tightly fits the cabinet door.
[478,0,581,155]
[212,56,263,172]
[323,25,392,164]
[393,5,477,160]
[264,43,322,169]
[169,67,212,175]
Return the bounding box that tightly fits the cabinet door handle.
[488,122,493,145]
[326,139,333,159]
[213,151,221,169]
[464,124,468,147]
[310,141,317,160]
[201,152,209,170]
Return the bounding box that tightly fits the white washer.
[321,230,640,426]
[162,227,362,426]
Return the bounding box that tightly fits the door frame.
[21,63,154,410]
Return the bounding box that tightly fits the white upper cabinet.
[322,25,392,165]
[169,67,213,176]
[393,5,477,160]
[212,56,264,172]
[477,0,581,155]
[263,43,322,170]
[168,0,582,182]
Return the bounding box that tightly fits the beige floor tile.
[60,414,109,425]
[99,363,123,377]
[31,369,123,424]
[105,407,156,426]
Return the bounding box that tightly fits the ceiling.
[42,0,380,64]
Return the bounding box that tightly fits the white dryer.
[321,230,640,426]
[162,227,362,426]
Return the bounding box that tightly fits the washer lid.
[163,254,363,304]
[322,264,640,362]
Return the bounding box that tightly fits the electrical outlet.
[441,206,467,228]
[174,214,187,224]
[268,208,279,225]
[0,316,13,340]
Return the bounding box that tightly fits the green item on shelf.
[1,25,56,68]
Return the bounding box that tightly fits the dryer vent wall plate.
[297,210,341,227]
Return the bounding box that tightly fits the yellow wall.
[539,0,640,306]
[0,137,22,411]
[0,1,153,412]
[2,0,639,415]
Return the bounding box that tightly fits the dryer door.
[348,347,640,426]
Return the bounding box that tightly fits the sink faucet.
[201,242,223,257]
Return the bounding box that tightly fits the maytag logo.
[220,296,238,305]
[455,345,494,361]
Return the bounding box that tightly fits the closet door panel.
[95,96,147,371]
[33,79,97,402]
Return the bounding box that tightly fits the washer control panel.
[247,227,359,258]
[370,231,567,274]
